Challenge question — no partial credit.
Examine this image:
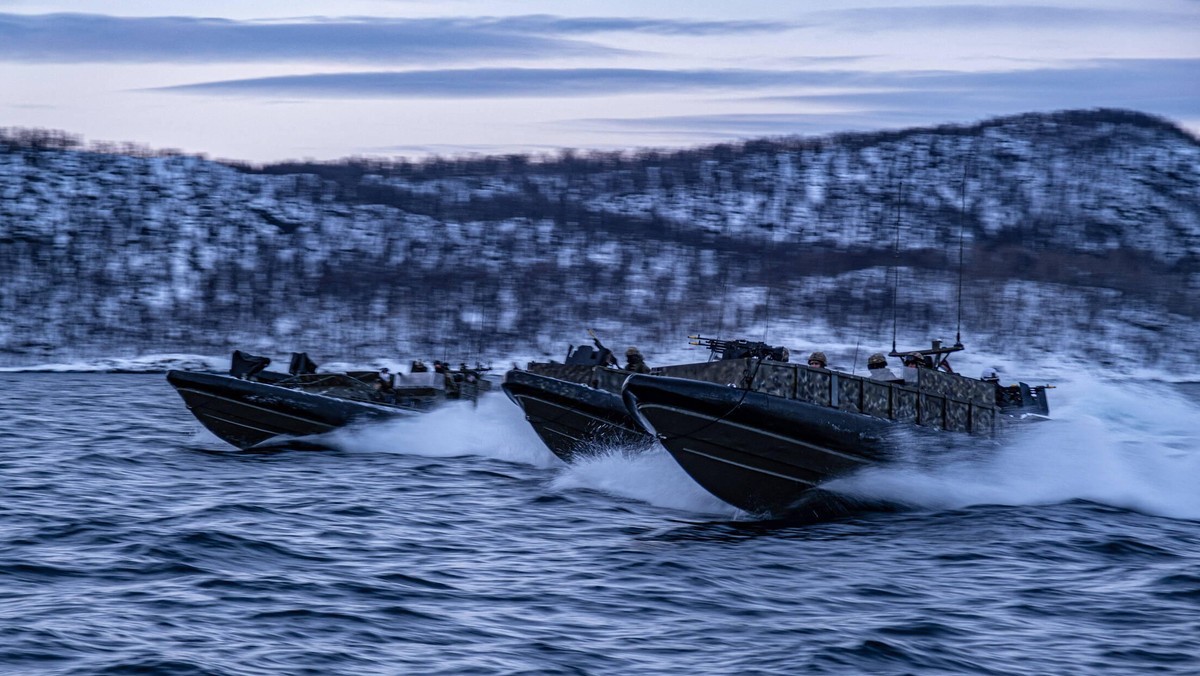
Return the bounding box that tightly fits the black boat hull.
[502,369,647,462]
[167,370,409,449]
[622,374,892,515]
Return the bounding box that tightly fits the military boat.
[502,335,789,462]
[622,341,1050,516]
[168,351,491,450]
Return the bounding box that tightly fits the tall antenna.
[762,235,775,345]
[955,149,971,347]
[890,179,904,355]
[759,201,785,347]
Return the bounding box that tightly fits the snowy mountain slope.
[0,109,1196,371]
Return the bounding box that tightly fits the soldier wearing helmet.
[901,352,925,384]
[867,353,900,382]
[624,346,651,373]
[807,351,827,369]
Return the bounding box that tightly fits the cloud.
[153,59,1198,124]
[810,5,1198,31]
[0,13,610,64]
[0,12,793,64]
[758,59,1200,120]
[570,113,860,136]
[556,59,1200,138]
[155,67,849,98]
[471,14,795,36]
[783,55,880,66]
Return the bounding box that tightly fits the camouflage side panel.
[524,358,756,393]
[862,380,892,419]
[796,366,832,407]
[971,405,996,435]
[836,375,863,413]
[919,393,946,429]
[917,369,995,406]
[591,367,630,394]
[526,363,596,384]
[751,362,797,398]
[657,359,753,387]
[945,399,970,432]
[969,378,997,407]
[893,386,918,423]
[524,357,1005,437]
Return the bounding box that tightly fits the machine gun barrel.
[585,328,618,367]
[688,335,730,351]
[688,335,789,362]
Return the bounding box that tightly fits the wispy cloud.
[153,59,1199,123]
[810,5,1198,31]
[571,113,857,136]
[782,55,879,66]
[760,59,1200,120]
[155,67,849,97]
[470,14,795,36]
[0,12,793,64]
[0,13,607,64]
[569,59,1200,138]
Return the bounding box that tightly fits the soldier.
[410,360,429,373]
[624,347,651,373]
[867,353,900,382]
[902,352,924,384]
[807,351,827,369]
[374,368,395,403]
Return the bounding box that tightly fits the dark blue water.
[3,373,1200,675]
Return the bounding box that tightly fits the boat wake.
[178,363,1199,522]
[323,394,559,469]
[551,439,739,517]
[827,374,1200,520]
[331,402,737,516]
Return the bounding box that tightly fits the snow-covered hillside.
[1,109,1197,371]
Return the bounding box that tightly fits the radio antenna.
[955,149,972,347]
[890,179,904,355]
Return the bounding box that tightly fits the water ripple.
[1,373,1199,675]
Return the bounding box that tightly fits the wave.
[828,373,1200,520]
[323,394,559,469]
[550,439,739,517]
[0,353,227,373]
[324,394,736,516]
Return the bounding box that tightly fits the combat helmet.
[867,353,887,369]
[807,351,827,367]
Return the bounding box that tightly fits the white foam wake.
[550,439,739,517]
[828,374,1200,520]
[327,395,736,516]
[325,394,560,469]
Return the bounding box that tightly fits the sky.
[1,0,1197,162]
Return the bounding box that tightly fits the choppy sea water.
[3,372,1199,675]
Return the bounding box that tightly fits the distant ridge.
[1,108,1197,369]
